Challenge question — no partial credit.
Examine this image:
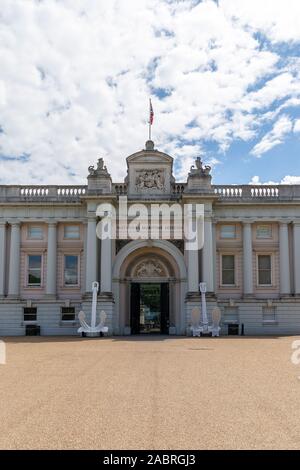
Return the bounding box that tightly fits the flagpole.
[149,98,151,140]
[148,98,153,141]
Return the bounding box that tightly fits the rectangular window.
[24,307,37,322]
[220,225,236,239]
[256,225,272,239]
[258,255,272,285]
[64,255,79,286]
[28,226,43,239]
[221,254,235,285]
[61,307,75,321]
[64,225,80,239]
[27,255,42,286]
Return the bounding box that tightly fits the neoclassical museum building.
[0,139,300,336]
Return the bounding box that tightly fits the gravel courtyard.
[0,335,300,450]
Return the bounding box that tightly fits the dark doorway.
[130,283,169,334]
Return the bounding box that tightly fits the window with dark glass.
[61,307,75,321]
[258,255,271,285]
[222,254,235,285]
[24,307,37,322]
[64,255,79,286]
[28,255,42,286]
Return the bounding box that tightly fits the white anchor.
[78,281,108,337]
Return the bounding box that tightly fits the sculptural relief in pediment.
[135,169,165,192]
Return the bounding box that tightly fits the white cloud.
[250,115,293,157]
[281,175,300,184]
[249,174,300,184]
[0,0,299,183]
[221,0,300,43]
[294,120,300,133]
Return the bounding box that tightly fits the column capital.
[47,221,58,227]
[241,220,254,225]
[278,220,292,226]
[0,221,7,227]
[8,221,21,227]
[292,220,300,227]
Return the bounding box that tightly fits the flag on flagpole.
[149,99,154,125]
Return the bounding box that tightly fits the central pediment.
[126,140,174,196]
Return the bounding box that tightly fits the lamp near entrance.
[199,282,208,328]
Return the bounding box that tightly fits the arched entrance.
[112,240,187,335]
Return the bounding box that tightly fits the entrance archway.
[112,240,187,335]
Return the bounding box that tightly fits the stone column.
[279,222,291,296]
[185,204,199,293]
[293,222,300,295]
[201,217,214,292]
[212,221,217,293]
[8,222,21,298]
[85,217,98,293]
[187,246,199,292]
[100,237,112,294]
[46,222,57,297]
[0,222,6,297]
[82,222,88,295]
[243,222,253,296]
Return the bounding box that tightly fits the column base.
[6,294,20,300]
[83,292,93,300]
[185,292,200,301]
[243,293,254,299]
[44,294,57,300]
[205,292,217,299]
[99,292,114,300]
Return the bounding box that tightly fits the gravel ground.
[0,335,300,450]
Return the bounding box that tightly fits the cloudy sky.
[0,0,300,185]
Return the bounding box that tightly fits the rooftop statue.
[88,158,109,176]
[189,156,211,177]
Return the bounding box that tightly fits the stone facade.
[0,140,300,336]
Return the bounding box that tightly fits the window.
[256,225,272,239]
[61,307,75,321]
[221,255,235,285]
[28,226,43,239]
[220,225,236,239]
[64,255,79,286]
[64,225,80,239]
[258,255,272,285]
[24,307,37,322]
[27,255,42,286]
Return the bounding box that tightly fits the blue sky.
[0,0,300,185]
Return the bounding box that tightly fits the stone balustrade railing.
[0,184,299,202]
[213,185,300,199]
[113,183,128,195]
[0,185,87,202]
[172,183,186,194]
